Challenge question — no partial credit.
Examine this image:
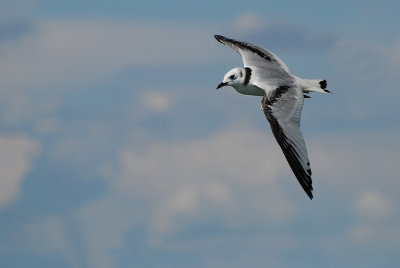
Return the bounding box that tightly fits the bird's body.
[215,35,330,199]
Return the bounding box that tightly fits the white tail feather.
[294,76,330,93]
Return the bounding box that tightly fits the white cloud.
[104,127,400,243]
[0,18,218,91]
[231,12,335,51]
[112,126,285,192]
[25,216,80,267]
[330,38,400,122]
[0,18,220,126]
[141,91,173,113]
[25,126,294,267]
[0,135,40,208]
[23,197,132,268]
[152,184,201,237]
[233,12,264,33]
[151,181,233,239]
[1,6,400,268]
[11,125,400,267]
[354,190,396,220]
[347,222,400,251]
[35,117,59,134]
[73,197,132,268]
[106,125,300,243]
[331,38,388,82]
[308,130,400,195]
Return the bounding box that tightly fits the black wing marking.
[262,86,313,199]
[214,35,290,73]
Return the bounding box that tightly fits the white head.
[217,67,247,90]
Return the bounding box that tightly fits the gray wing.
[262,85,313,199]
[214,35,290,74]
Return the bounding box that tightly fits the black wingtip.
[307,191,314,200]
[301,181,313,200]
[214,35,225,43]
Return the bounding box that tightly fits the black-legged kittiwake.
[215,35,331,199]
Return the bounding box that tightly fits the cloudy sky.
[1,0,399,267]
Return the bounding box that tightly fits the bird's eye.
[229,75,235,80]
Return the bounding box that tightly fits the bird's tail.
[294,76,331,94]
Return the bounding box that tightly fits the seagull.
[215,35,330,199]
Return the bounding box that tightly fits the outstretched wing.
[262,85,313,199]
[214,35,290,74]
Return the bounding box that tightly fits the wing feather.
[214,35,290,73]
[262,86,313,199]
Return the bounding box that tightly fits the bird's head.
[217,67,245,90]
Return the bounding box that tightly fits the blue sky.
[1,0,400,267]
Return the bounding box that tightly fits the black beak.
[217,82,227,89]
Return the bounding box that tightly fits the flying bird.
[215,35,330,199]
